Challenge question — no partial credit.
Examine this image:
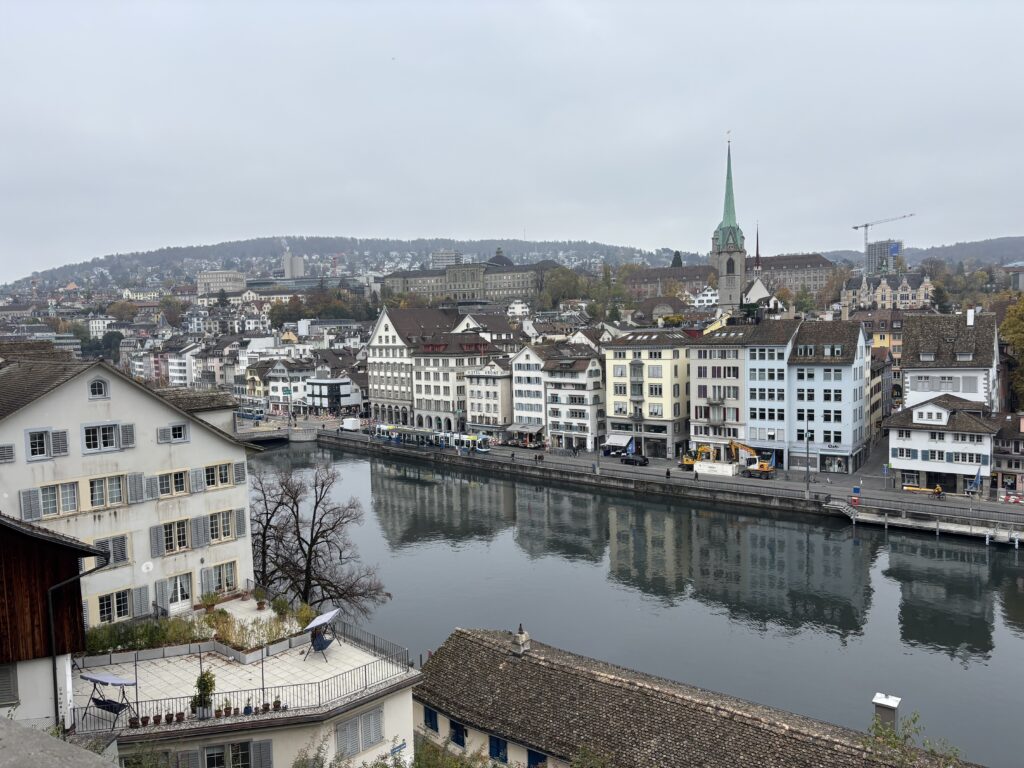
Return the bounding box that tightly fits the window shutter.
[191,516,211,549]
[149,525,166,557]
[112,535,128,564]
[157,427,172,443]
[0,664,18,706]
[946,452,954,463]
[360,707,384,749]
[233,461,247,484]
[120,423,136,448]
[155,579,170,611]
[50,430,69,457]
[19,489,42,522]
[336,718,360,758]
[890,447,897,459]
[200,567,214,595]
[909,449,918,460]
[81,599,90,631]
[95,538,111,568]
[177,750,200,768]
[77,557,84,574]
[251,740,274,768]
[145,476,160,500]
[190,468,206,493]
[982,455,990,466]
[234,508,247,536]
[127,473,145,504]
[132,585,149,617]
[0,444,13,463]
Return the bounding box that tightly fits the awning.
[603,433,634,448]
[508,423,544,434]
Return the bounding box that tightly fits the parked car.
[620,454,649,466]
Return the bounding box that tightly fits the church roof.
[712,144,744,252]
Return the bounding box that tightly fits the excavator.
[728,440,777,480]
[679,444,712,469]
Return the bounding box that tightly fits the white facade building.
[0,360,255,628]
[87,315,115,340]
[466,359,513,437]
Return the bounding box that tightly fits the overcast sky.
[1,0,1021,283]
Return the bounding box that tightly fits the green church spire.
[713,142,745,252]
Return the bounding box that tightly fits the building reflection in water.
[365,457,1024,654]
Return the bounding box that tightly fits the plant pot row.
[128,712,185,728]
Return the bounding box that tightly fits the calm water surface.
[254,445,1024,768]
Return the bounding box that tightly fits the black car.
[620,454,649,466]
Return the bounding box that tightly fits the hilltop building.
[197,270,245,296]
[383,254,559,304]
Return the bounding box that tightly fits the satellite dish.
[141,561,154,573]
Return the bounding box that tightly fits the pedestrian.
[694,471,699,482]
[511,452,515,462]
[666,468,671,479]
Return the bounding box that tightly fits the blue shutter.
[910,449,918,460]
[890,447,898,459]
[982,455,990,466]
[946,452,954,463]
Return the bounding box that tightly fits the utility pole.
[804,412,811,499]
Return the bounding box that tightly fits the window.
[648,384,663,397]
[489,736,509,763]
[450,720,467,748]
[90,476,123,508]
[28,430,49,458]
[213,561,237,592]
[164,520,189,553]
[84,424,118,452]
[89,379,108,398]
[423,706,439,732]
[527,750,548,768]
[648,365,663,378]
[649,404,663,417]
[98,589,131,624]
[159,471,187,496]
[209,511,233,542]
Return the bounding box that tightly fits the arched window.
[89,378,109,399]
[726,258,735,276]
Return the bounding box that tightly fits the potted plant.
[200,592,219,612]
[166,711,174,725]
[254,586,267,611]
[271,596,290,619]
[175,712,185,723]
[273,696,281,711]
[214,705,224,719]
[241,589,252,602]
[192,669,216,719]
[152,713,162,725]
[140,715,150,726]
[243,697,253,716]
[221,698,232,718]
[262,701,271,713]
[128,716,140,728]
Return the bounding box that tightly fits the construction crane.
[852,213,915,250]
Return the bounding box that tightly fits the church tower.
[710,143,746,315]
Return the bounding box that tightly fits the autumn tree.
[1000,295,1024,406]
[107,300,137,322]
[794,285,816,314]
[160,295,187,327]
[250,465,389,616]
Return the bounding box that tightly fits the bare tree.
[250,465,390,617]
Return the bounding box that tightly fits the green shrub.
[271,596,290,618]
[296,603,317,629]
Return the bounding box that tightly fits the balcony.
[630,412,644,422]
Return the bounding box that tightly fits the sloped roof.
[882,394,997,433]
[606,329,694,348]
[151,387,238,412]
[415,628,964,768]
[692,319,802,347]
[746,252,833,270]
[385,308,461,344]
[410,332,499,356]
[0,360,94,421]
[788,321,863,364]
[901,313,997,370]
[0,512,104,557]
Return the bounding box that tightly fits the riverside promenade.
[309,429,1024,547]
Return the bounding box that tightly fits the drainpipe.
[48,554,108,732]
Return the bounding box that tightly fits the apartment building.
[901,310,999,411]
[197,270,246,296]
[0,360,255,629]
[410,332,501,432]
[466,359,513,437]
[786,321,871,474]
[538,345,605,452]
[604,330,691,459]
[848,308,904,402]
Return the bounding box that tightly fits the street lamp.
[804,412,811,498]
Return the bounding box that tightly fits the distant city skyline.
[1,1,1021,283]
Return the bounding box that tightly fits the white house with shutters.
[0,359,255,629]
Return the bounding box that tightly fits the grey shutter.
[50,430,69,456]
[234,508,247,536]
[145,476,160,500]
[127,473,145,504]
[95,538,111,568]
[150,525,166,557]
[200,567,214,595]
[360,707,384,749]
[77,558,84,573]
[111,535,128,564]
[0,664,18,705]
[890,447,898,459]
[946,452,954,462]
[233,461,247,484]
[155,579,170,611]
[0,444,13,463]
[336,718,360,758]
[132,585,149,617]
[19,489,42,522]
[120,423,136,448]
[157,427,172,443]
[982,455,990,466]
[177,750,200,768]
[190,468,206,492]
[909,449,918,460]
[251,740,274,768]
[191,516,211,548]
[81,599,89,631]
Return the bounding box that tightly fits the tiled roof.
[152,387,238,412]
[844,273,929,291]
[882,395,998,433]
[0,340,75,361]
[416,628,963,768]
[606,329,693,348]
[747,252,833,270]
[787,321,863,364]
[0,512,104,556]
[622,266,715,284]
[691,319,802,347]
[901,313,997,370]
[385,308,461,344]
[411,332,499,356]
[0,359,94,421]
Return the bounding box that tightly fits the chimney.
[841,301,849,322]
[511,623,531,656]
[872,693,901,730]
[967,308,975,327]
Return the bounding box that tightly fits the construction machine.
[679,444,712,469]
[728,440,776,479]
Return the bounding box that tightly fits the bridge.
[237,426,318,444]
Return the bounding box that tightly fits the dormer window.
[89,378,109,399]
[920,352,935,362]
[956,352,974,362]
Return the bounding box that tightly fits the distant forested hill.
[824,236,1024,267]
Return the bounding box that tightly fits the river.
[253,444,1024,767]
